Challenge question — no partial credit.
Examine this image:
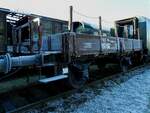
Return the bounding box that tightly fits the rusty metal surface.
[74,34,100,56]
[64,33,143,57]
[101,36,118,53]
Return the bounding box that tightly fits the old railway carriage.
[0,8,148,91]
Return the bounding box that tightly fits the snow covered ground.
[27,65,150,113]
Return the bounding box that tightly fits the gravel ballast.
[26,65,150,113]
[72,66,150,113]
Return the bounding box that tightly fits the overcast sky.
[0,0,149,27]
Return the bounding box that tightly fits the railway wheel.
[95,58,106,71]
[132,51,144,65]
[120,57,131,72]
[68,64,89,89]
[120,64,128,72]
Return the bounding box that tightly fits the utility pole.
[69,6,73,32]
[99,16,102,36]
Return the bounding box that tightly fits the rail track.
[5,63,149,113]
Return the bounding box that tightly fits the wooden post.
[137,28,140,40]
[69,6,73,32]
[115,22,118,37]
[99,16,102,36]
[99,16,102,52]
[133,18,136,39]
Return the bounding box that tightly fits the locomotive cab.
[115,17,150,66]
[115,17,150,54]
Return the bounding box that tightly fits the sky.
[0,0,149,28]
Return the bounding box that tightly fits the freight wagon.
[0,8,149,91]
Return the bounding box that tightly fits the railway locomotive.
[0,7,149,91]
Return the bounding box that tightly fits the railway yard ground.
[4,63,150,113]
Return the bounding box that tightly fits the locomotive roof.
[115,16,150,24]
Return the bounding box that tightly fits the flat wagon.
[0,8,148,91]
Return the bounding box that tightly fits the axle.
[0,53,42,73]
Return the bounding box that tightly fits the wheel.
[120,64,128,72]
[68,64,88,89]
[132,51,143,65]
[95,58,106,70]
[120,57,129,72]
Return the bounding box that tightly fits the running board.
[39,75,68,83]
